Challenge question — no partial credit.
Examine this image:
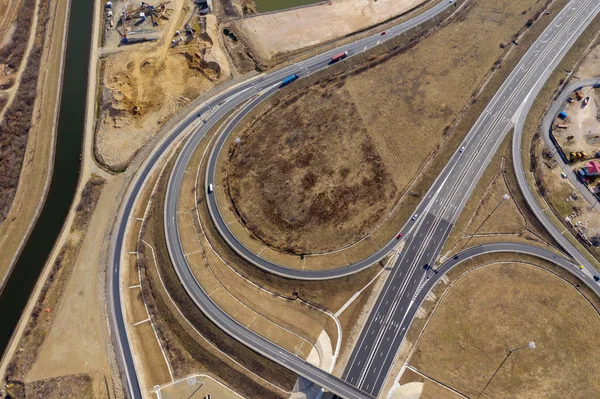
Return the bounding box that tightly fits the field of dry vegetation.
[409,263,600,398]
[3,176,106,398]
[0,0,49,222]
[224,0,555,255]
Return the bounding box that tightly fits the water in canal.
[0,0,93,353]
[254,0,322,13]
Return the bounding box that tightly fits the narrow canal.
[0,0,93,353]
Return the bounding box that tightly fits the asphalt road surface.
[109,1,457,398]
[343,0,600,396]
[169,0,459,280]
[107,0,600,397]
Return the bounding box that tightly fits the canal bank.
[0,0,94,363]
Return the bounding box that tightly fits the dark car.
[381,31,387,35]
[594,275,600,282]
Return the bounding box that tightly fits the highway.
[168,0,460,280]
[108,1,457,398]
[343,0,600,396]
[106,0,600,397]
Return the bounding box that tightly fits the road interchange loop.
[107,0,600,398]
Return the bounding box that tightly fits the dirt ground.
[535,150,600,245]
[575,40,600,80]
[552,88,600,156]
[157,374,244,399]
[231,0,427,63]
[409,262,600,398]
[223,0,555,255]
[442,134,557,259]
[95,8,231,171]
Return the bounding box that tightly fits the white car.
[459,146,465,153]
[412,214,418,221]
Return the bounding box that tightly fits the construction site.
[95,0,229,171]
[549,87,600,192]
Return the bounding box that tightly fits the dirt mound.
[96,35,228,170]
[226,83,399,254]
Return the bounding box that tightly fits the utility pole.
[476,341,536,399]
[459,193,509,253]
[235,137,245,163]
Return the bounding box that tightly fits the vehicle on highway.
[380,31,387,35]
[460,146,465,153]
[580,265,584,269]
[331,51,349,63]
[449,0,454,2]
[396,233,403,239]
[208,183,214,193]
[412,214,418,221]
[281,74,299,86]
[594,275,600,282]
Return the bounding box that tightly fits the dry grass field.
[441,134,557,258]
[409,262,600,399]
[224,0,555,255]
[227,84,399,254]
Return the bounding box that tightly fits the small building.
[581,161,600,177]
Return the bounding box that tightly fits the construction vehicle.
[583,96,590,107]
[556,123,568,129]
[570,152,587,162]
[574,90,583,100]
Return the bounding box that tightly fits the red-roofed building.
[583,161,600,177]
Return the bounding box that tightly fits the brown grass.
[4,176,105,386]
[139,154,297,397]
[410,262,600,398]
[0,0,35,69]
[221,0,560,257]
[441,133,557,258]
[6,372,108,399]
[0,0,50,222]
[226,83,398,255]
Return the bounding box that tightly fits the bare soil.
[224,0,556,255]
[409,263,600,398]
[231,0,427,64]
[552,89,600,156]
[575,40,600,79]
[95,11,231,171]
[157,374,244,399]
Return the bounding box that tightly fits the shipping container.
[281,74,299,86]
[331,51,348,62]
